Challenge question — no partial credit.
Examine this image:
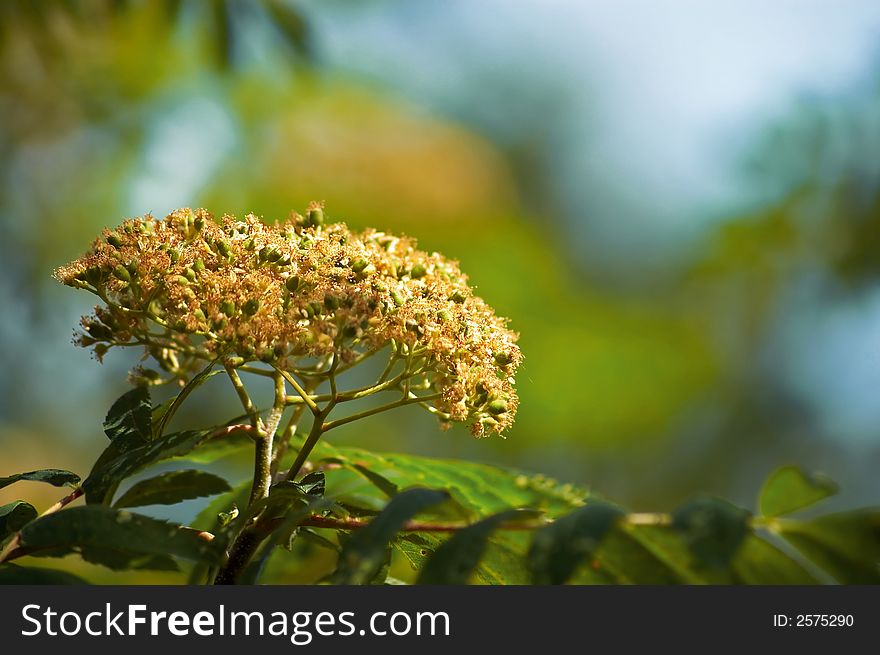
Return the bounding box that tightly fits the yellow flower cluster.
[54,206,521,435]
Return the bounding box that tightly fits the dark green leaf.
[730,535,819,584]
[776,510,880,584]
[418,509,540,584]
[84,426,222,504]
[528,501,623,584]
[19,506,222,570]
[0,469,80,491]
[0,501,38,541]
[351,463,398,498]
[104,387,152,441]
[113,470,231,508]
[332,488,450,584]
[0,564,89,585]
[673,497,751,569]
[759,466,839,517]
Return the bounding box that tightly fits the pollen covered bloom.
[54,206,522,436]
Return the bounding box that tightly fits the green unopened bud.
[216,239,231,257]
[303,303,316,318]
[324,295,340,311]
[106,234,123,248]
[356,264,376,280]
[184,267,197,282]
[437,309,452,322]
[277,253,291,266]
[244,238,256,251]
[410,263,427,279]
[488,399,508,415]
[450,290,467,303]
[285,276,301,293]
[85,266,104,286]
[193,308,207,322]
[193,258,205,274]
[243,298,260,316]
[266,248,281,263]
[308,207,324,227]
[351,258,368,273]
[390,289,405,307]
[343,323,358,338]
[494,352,513,367]
[173,319,188,332]
[226,356,245,367]
[220,299,236,316]
[194,216,205,231]
[309,301,323,316]
[113,264,131,282]
[169,248,181,264]
[173,275,190,286]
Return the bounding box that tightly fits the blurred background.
[3,0,880,580]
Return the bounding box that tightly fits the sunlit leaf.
[759,466,839,517]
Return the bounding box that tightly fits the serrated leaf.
[0,501,38,541]
[104,387,152,441]
[0,469,80,491]
[673,497,751,570]
[113,470,231,508]
[310,442,587,519]
[418,509,540,584]
[332,488,450,585]
[776,510,880,584]
[759,466,839,517]
[528,501,623,584]
[19,506,222,570]
[84,426,223,504]
[0,564,89,585]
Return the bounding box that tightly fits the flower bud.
[184,267,197,282]
[285,276,301,293]
[410,263,427,279]
[173,275,190,286]
[216,239,232,258]
[113,264,131,282]
[219,300,236,316]
[351,258,368,273]
[107,234,123,248]
[356,263,376,280]
[193,258,205,274]
[308,207,324,227]
[391,289,405,307]
[324,295,340,311]
[243,298,260,316]
[494,352,513,367]
[450,290,467,303]
[487,399,508,415]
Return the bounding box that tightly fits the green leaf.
[84,426,223,504]
[759,466,839,517]
[0,564,89,585]
[673,497,751,569]
[104,387,152,441]
[528,501,623,584]
[19,506,222,571]
[0,469,80,491]
[311,441,587,519]
[730,535,819,584]
[113,470,231,508]
[332,488,450,584]
[152,362,221,438]
[0,501,38,541]
[776,510,880,584]
[418,509,540,584]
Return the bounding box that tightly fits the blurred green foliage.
[1,0,879,587]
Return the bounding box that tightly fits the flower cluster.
[54,206,521,435]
